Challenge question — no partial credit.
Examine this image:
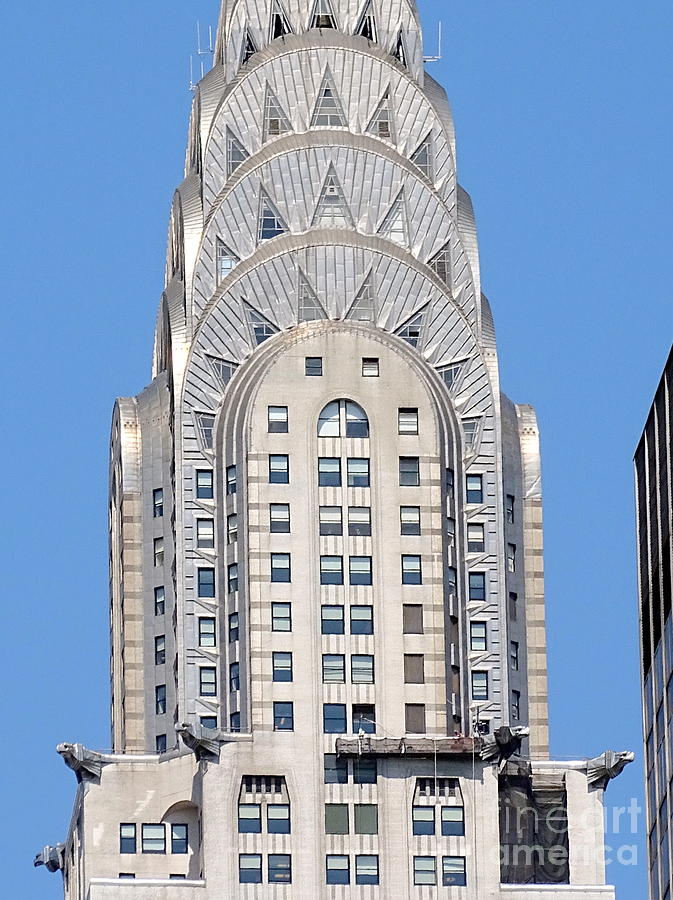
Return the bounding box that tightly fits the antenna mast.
[423,21,443,63]
[189,21,215,92]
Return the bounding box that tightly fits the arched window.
[317,400,369,438]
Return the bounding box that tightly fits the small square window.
[325,804,349,835]
[318,457,341,487]
[353,757,377,784]
[402,554,422,585]
[273,651,293,682]
[404,653,424,684]
[201,715,217,730]
[400,506,421,535]
[153,537,164,567]
[198,567,216,598]
[472,671,489,700]
[403,604,423,634]
[267,805,291,835]
[226,465,237,495]
[443,855,467,887]
[414,856,437,886]
[326,855,350,885]
[355,854,379,885]
[467,523,485,552]
[319,506,342,535]
[171,824,188,854]
[322,653,346,683]
[196,518,214,549]
[270,503,291,533]
[273,701,294,731]
[154,586,165,616]
[348,506,371,536]
[196,470,213,499]
[269,454,289,484]
[347,458,370,487]
[320,555,343,585]
[154,635,166,665]
[398,408,419,434]
[229,662,240,691]
[155,684,166,715]
[511,640,520,671]
[507,543,517,572]
[268,405,288,433]
[324,753,348,784]
[405,703,426,734]
[323,703,347,734]
[268,853,292,883]
[200,667,217,696]
[239,854,262,884]
[227,513,237,544]
[470,621,487,651]
[228,612,239,642]
[321,605,345,634]
[351,654,374,683]
[506,494,515,524]
[153,488,164,518]
[156,733,167,753]
[469,572,486,601]
[120,824,136,854]
[199,617,216,647]
[399,456,420,486]
[441,806,465,837]
[355,804,378,835]
[362,357,379,377]
[271,552,291,583]
[350,605,374,635]
[349,555,372,585]
[412,806,435,836]
[305,356,323,376]
[466,473,483,503]
[141,824,166,855]
[272,602,292,632]
[227,563,238,593]
[353,703,376,734]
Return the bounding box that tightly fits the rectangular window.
[405,703,426,734]
[318,457,341,487]
[356,855,379,886]
[154,586,165,616]
[414,856,437,886]
[171,824,188,854]
[509,591,518,620]
[446,467,455,502]
[349,555,372,585]
[196,470,213,499]
[323,654,346,683]
[196,518,214,549]
[352,703,376,734]
[153,537,164,567]
[141,824,165,854]
[271,552,291,582]
[323,703,347,734]
[120,824,136,854]
[269,454,289,484]
[470,622,487,652]
[227,563,238,594]
[347,458,370,487]
[227,513,237,544]
[399,456,420,486]
[230,712,241,732]
[321,605,345,634]
[443,856,467,887]
[228,612,239,642]
[402,554,422,585]
[413,806,435,835]
[447,566,457,596]
[512,689,521,720]
[466,474,483,503]
[305,356,323,376]
[472,671,489,700]
[398,408,419,434]
[348,506,371,536]
[441,806,465,837]
[268,405,288,433]
[273,651,293,682]
[351,654,374,684]
[403,604,424,634]
[447,516,456,545]
[226,465,237,495]
[269,503,290,533]
[200,667,217,696]
[404,654,425,684]
[350,605,374,635]
[355,804,378,835]
[324,753,349,784]
[199,617,216,648]
[507,543,517,572]
[198,567,216,598]
[400,506,421,535]
[506,494,515,524]
[467,523,485,552]
[362,357,379,377]
[154,635,166,665]
[469,572,486,601]
[156,734,167,753]
[325,804,349,835]
[239,854,262,884]
[268,853,292,883]
[267,805,291,835]
[153,488,164,518]
[273,701,294,731]
[326,855,350,886]
[272,602,292,632]
[201,716,217,730]
[319,505,342,535]
[229,662,240,691]
[155,684,166,715]
[320,555,343,585]
[510,640,520,670]
[353,757,377,784]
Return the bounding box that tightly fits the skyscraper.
[636,345,673,900]
[36,1,631,896]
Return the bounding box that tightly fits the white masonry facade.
[37,1,631,897]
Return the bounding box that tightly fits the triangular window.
[312,166,353,226]
[463,418,483,454]
[311,70,346,127]
[226,128,249,176]
[366,89,394,141]
[377,190,408,247]
[270,0,292,40]
[310,0,338,29]
[244,301,278,345]
[240,28,257,65]
[393,30,408,67]
[263,85,292,141]
[216,239,240,284]
[437,361,464,392]
[207,356,238,388]
[258,189,288,241]
[395,306,427,348]
[429,242,450,287]
[411,134,433,180]
[356,0,377,41]
[347,273,377,323]
[297,271,327,321]
[195,412,216,450]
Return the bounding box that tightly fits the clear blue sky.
[1,1,671,897]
